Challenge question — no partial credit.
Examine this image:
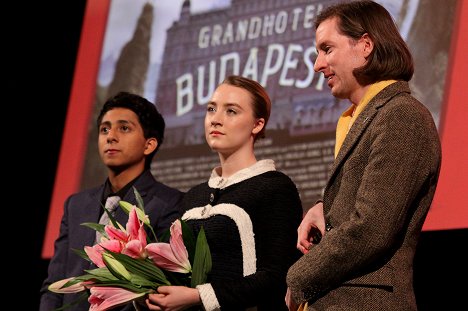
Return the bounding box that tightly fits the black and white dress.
[182,159,303,311]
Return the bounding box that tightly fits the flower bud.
[102,253,132,281]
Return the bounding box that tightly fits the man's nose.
[313,52,325,73]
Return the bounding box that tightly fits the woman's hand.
[146,286,201,311]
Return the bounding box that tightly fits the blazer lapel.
[326,81,409,187]
[83,187,105,244]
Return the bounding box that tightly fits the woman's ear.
[252,118,265,135]
[144,137,158,155]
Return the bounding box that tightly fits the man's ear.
[361,33,374,58]
[144,138,158,155]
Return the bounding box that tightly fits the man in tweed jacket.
[286,1,442,310]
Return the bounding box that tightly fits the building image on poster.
[80,0,457,211]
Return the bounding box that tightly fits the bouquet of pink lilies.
[48,189,211,311]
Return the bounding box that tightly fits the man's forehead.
[315,18,340,45]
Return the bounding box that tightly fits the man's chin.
[330,88,347,100]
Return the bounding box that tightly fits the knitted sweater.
[182,159,303,311]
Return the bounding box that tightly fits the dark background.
[10,1,466,310]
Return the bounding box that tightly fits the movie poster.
[80,0,455,210]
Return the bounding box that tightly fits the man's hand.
[285,287,299,311]
[297,202,325,254]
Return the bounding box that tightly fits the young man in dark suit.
[40,91,184,311]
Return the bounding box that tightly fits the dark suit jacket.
[287,81,442,311]
[39,170,184,311]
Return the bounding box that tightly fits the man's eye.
[100,127,109,133]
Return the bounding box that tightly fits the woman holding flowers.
[146,75,303,311]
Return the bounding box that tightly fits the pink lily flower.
[145,219,191,273]
[100,207,148,259]
[88,286,146,311]
[105,225,128,242]
[126,206,143,240]
[104,207,144,243]
[121,207,148,259]
[121,229,147,259]
[85,239,122,267]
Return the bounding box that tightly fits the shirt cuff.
[196,283,221,311]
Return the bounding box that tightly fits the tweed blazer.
[287,81,442,311]
[39,170,184,311]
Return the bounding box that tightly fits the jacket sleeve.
[39,197,72,310]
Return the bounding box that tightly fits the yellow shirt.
[334,80,397,158]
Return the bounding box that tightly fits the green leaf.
[130,273,159,288]
[92,200,121,229]
[72,273,113,284]
[108,251,171,285]
[83,267,116,280]
[81,201,123,235]
[133,186,145,212]
[104,204,121,228]
[71,248,91,262]
[81,222,105,235]
[60,277,85,288]
[60,269,118,288]
[90,281,152,293]
[70,270,160,292]
[191,226,212,287]
[81,262,161,291]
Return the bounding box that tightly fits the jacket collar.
[208,159,276,189]
[328,81,411,183]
